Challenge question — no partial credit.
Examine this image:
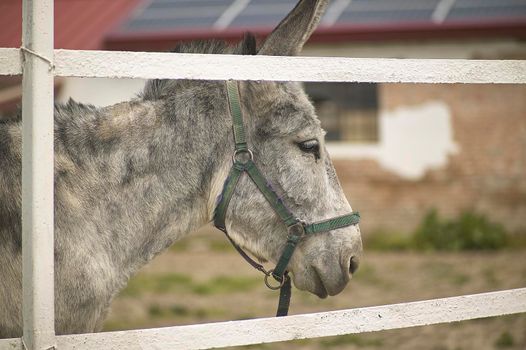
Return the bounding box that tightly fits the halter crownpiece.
[214,80,361,317]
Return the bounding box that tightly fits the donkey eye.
[298,139,320,159]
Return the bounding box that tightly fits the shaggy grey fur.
[0,0,362,338]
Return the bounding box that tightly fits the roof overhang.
[104,19,526,52]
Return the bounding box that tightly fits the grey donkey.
[0,0,362,338]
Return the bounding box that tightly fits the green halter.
[214,80,361,317]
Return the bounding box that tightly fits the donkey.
[0,0,362,338]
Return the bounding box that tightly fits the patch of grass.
[413,210,508,251]
[431,346,449,350]
[148,303,164,317]
[235,313,258,321]
[451,273,470,286]
[499,314,522,325]
[168,239,190,252]
[482,267,499,288]
[103,319,142,332]
[193,308,210,319]
[169,235,234,253]
[213,276,260,292]
[192,276,260,295]
[365,230,413,251]
[155,274,193,292]
[191,284,214,295]
[238,343,272,350]
[423,261,471,286]
[353,264,384,285]
[506,232,526,250]
[169,304,190,317]
[238,339,315,350]
[494,331,514,348]
[366,210,518,252]
[320,334,383,348]
[121,273,260,297]
[120,273,193,297]
[148,302,224,319]
[208,239,233,252]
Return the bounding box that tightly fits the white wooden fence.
[0,1,525,349]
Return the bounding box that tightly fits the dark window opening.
[305,82,379,143]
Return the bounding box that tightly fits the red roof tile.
[0,0,141,50]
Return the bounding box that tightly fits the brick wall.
[334,84,526,234]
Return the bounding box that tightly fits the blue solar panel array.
[230,1,296,27]
[338,0,440,23]
[125,0,234,31]
[120,0,526,34]
[448,0,526,21]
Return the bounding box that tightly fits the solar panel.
[249,0,297,5]
[447,6,526,20]
[230,1,297,28]
[139,6,227,20]
[447,0,526,21]
[348,0,440,12]
[240,2,297,16]
[114,0,526,37]
[230,13,286,27]
[336,0,438,25]
[125,17,218,31]
[338,9,435,23]
[454,0,526,7]
[123,0,233,32]
[147,0,233,10]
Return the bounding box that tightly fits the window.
[305,82,379,143]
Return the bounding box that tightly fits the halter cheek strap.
[214,80,360,317]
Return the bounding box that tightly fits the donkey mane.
[142,33,258,101]
[5,35,259,138]
[174,33,257,55]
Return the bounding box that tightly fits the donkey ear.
[258,0,329,56]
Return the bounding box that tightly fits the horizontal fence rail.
[1,48,526,83]
[1,288,525,350]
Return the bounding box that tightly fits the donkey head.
[222,0,363,298]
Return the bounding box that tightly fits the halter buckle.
[232,149,254,164]
[287,222,305,241]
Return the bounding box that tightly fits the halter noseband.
[214,81,360,316]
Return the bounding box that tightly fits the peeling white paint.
[1,288,523,350]
[328,102,459,179]
[1,48,526,84]
[20,0,57,349]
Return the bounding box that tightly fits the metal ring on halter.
[232,149,254,164]
[264,269,286,290]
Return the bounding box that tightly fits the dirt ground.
[105,226,526,350]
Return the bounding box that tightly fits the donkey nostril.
[349,256,360,274]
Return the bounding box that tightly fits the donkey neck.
[55,85,233,278]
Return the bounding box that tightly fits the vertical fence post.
[21,0,56,349]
